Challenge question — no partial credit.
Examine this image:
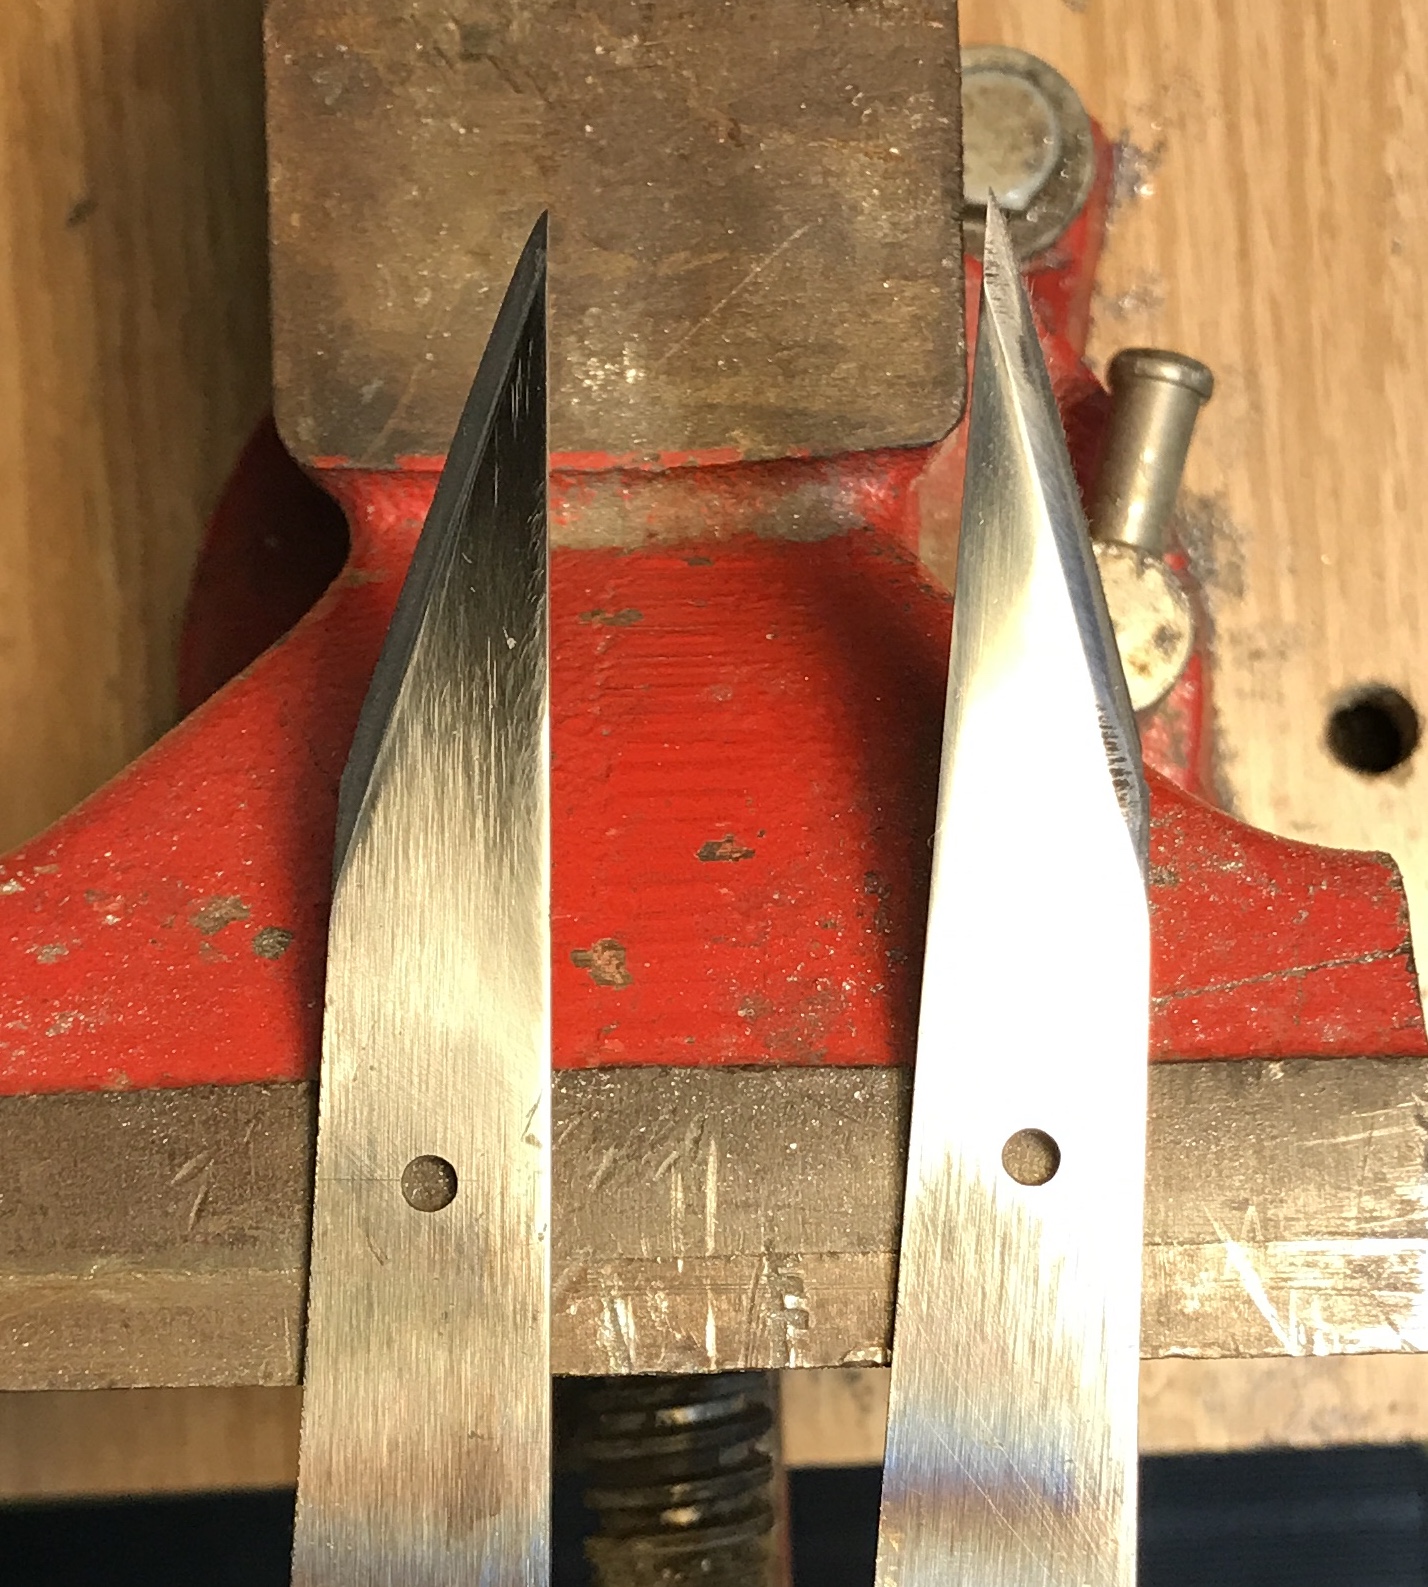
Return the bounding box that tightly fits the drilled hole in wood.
[402,1155,458,1212]
[1001,1129,1060,1186]
[1326,685,1420,776]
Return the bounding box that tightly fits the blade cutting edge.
[873,202,1150,1586]
[292,216,550,1586]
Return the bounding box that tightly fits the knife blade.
[292,215,550,1587]
[873,201,1150,1586]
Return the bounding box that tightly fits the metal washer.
[960,46,1096,261]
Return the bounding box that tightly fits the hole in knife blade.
[402,1155,458,1211]
[1001,1129,1060,1186]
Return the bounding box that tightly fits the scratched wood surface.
[0,0,269,851]
[5,0,1428,1504]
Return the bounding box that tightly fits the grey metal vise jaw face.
[266,0,965,472]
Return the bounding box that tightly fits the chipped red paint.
[0,118,1420,1097]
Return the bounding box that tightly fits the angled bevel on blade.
[874,204,1150,1586]
[292,216,550,1587]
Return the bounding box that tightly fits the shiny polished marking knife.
[874,203,1151,1585]
[292,216,550,1586]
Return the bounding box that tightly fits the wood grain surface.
[782,1356,1428,1465]
[0,1387,300,1502]
[0,0,269,851]
[962,0,1428,965]
[0,0,272,1498]
[8,1353,1425,1502]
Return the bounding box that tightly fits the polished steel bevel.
[292,218,550,1586]
[874,204,1150,1585]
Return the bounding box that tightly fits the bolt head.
[962,70,1061,213]
[959,47,1096,261]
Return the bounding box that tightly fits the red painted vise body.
[0,136,1421,1096]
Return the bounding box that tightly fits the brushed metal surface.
[3,1061,1426,1387]
[291,222,550,1584]
[875,205,1150,1585]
